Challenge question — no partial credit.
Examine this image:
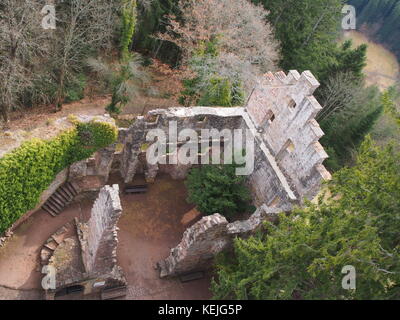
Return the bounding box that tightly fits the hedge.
[0,120,118,233]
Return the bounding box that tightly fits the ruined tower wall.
[246,71,331,199]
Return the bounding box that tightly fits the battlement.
[246,70,331,199]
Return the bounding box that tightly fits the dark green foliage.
[382,87,400,126]
[133,0,181,65]
[212,137,400,300]
[179,40,246,107]
[198,78,244,107]
[186,164,252,220]
[320,40,367,84]
[253,0,344,80]
[320,86,384,169]
[0,121,118,233]
[64,74,87,103]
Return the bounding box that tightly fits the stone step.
[49,193,66,208]
[42,204,58,217]
[44,240,58,251]
[55,189,71,202]
[43,202,60,216]
[60,184,74,199]
[42,182,79,217]
[47,197,64,212]
[40,247,53,265]
[65,182,78,196]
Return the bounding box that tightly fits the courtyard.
[0,173,212,300]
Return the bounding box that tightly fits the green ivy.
[0,120,118,233]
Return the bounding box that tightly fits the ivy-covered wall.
[0,120,118,233]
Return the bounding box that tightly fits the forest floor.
[342,31,400,91]
[0,59,184,133]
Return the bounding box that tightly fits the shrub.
[185,164,252,220]
[64,74,87,104]
[0,120,118,233]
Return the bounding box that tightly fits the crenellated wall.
[246,70,331,199]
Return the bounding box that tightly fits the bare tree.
[0,0,49,124]
[159,0,280,72]
[316,72,365,122]
[52,0,121,111]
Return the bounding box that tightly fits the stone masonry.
[158,206,283,278]
[78,184,122,275]
[120,71,330,211]
[25,70,331,280]
[43,185,126,299]
[246,70,332,199]
[156,70,332,277]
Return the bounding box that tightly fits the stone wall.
[158,214,230,278]
[156,71,332,278]
[246,71,331,199]
[158,206,283,278]
[119,107,299,208]
[78,184,122,275]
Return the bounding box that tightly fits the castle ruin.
[25,70,331,292]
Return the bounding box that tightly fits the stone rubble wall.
[158,214,230,278]
[158,206,282,278]
[78,184,122,275]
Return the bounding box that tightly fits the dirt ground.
[110,173,212,300]
[342,31,400,90]
[0,200,93,299]
[0,173,212,300]
[1,59,184,134]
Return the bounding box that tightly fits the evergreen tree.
[186,164,252,220]
[212,137,400,300]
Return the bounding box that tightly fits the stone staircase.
[40,223,72,265]
[42,182,79,217]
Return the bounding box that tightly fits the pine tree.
[186,164,252,220]
[212,137,400,300]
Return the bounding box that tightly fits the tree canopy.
[212,137,400,299]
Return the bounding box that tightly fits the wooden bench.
[124,185,148,194]
[179,271,204,283]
